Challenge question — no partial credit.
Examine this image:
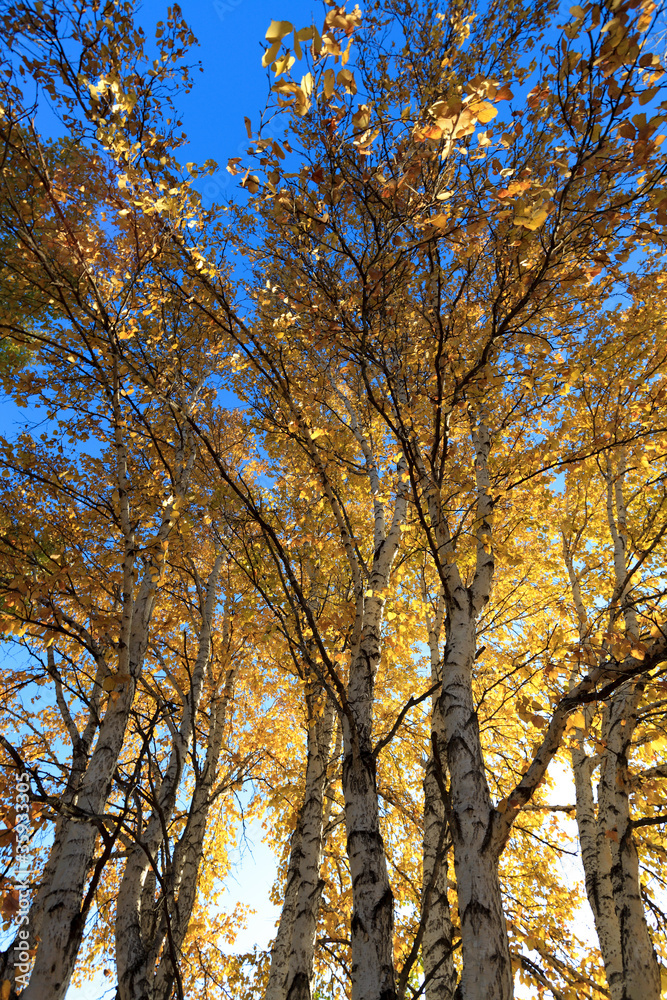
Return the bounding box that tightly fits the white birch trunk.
[284,686,336,1000]
[21,415,195,1000]
[115,556,222,1000]
[422,729,456,1000]
[596,685,660,1000]
[265,680,336,1000]
[151,660,238,1000]
[439,606,512,1000]
[21,580,156,1000]
[566,455,661,1000]
[266,827,305,1000]
[417,422,512,1000]
[571,746,624,1000]
[563,529,626,1000]
[299,398,408,1000]
[342,626,396,1000]
[598,455,661,1000]
[1,652,105,996]
[422,591,456,1000]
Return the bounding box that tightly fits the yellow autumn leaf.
[273,53,295,76]
[337,69,357,95]
[262,20,294,68]
[471,100,498,123]
[515,206,549,230]
[352,105,370,130]
[566,710,586,732]
[323,68,335,99]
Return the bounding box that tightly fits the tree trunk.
[265,680,336,1000]
[151,661,238,1000]
[21,671,139,1000]
[115,557,222,1000]
[567,453,661,1000]
[439,607,513,1000]
[20,391,195,1000]
[342,593,398,1000]
[21,537,183,998]
[596,454,661,1000]
[416,422,512,1000]
[422,729,456,1000]
[284,685,336,1000]
[596,684,661,1000]
[571,745,624,1000]
[422,590,456,1000]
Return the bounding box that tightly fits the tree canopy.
[0,1,666,999]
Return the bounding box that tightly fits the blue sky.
[138,0,320,194]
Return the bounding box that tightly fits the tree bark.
[0,652,105,997]
[21,579,156,1000]
[303,401,408,1000]
[266,826,305,1000]
[342,656,396,1000]
[422,590,456,1000]
[151,659,238,1000]
[115,556,223,1000]
[284,685,336,1000]
[21,434,194,1000]
[265,679,336,1000]
[422,728,456,1000]
[418,422,513,1000]
[596,684,660,1000]
[439,608,512,1000]
[571,745,624,1000]
[566,453,661,1000]
[597,455,660,1000]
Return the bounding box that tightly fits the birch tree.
[226,0,667,993]
[0,0,667,998]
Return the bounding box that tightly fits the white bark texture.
[284,686,336,1000]
[265,678,336,1000]
[596,684,660,1000]
[567,454,661,1000]
[0,651,106,997]
[563,529,625,1000]
[20,423,195,1000]
[342,623,396,1000]
[571,746,624,1000]
[152,659,238,1000]
[420,423,513,1000]
[266,827,305,1000]
[422,723,456,1000]
[600,456,660,1000]
[21,578,156,1000]
[340,472,407,1000]
[115,555,223,1000]
[438,608,512,1000]
[303,400,408,1000]
[422,591,456,1000]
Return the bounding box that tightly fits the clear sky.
[138,0,321,199]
